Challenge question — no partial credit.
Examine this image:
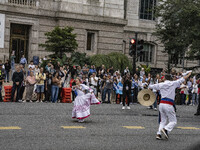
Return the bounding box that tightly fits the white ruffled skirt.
[72,93,100,120]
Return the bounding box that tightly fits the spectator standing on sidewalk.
[89,72,98,97]
[20,55,27,67]
[194,83,200,116]
[89,65,96,77]
[82,64,89,78]
[11,51,15,76]
[24,71,36,102]
[18,64,26,101]
[44,71,52,102]
[51,72,60,103]
[0,63,5,102]
[11,65,24,102]
[124,67,130,75]
[4,60,11,83]
[140,68,145,78]
[191,83,198,106]
[34,65,40,75]
[36,67,46,102]
[102,74,113,103]
[49,65,56,75]
[122,75,132,109]
[28,61,35,70]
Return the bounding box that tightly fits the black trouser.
[72,91,76,101]
[19,85,25,100]
[196,95,200,114]
[11,84,21,102]
[115,94,122,103]
[58,87,62,100]
[133,88,138,103]
[123,91,131,106]
[0,85,2,102]
[45,86,51,102]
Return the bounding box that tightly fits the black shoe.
[161,128,169,139]
[156,134,162,140]
[194,113,200,116]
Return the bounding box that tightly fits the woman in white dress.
[72,78,100,123]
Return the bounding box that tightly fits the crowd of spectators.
[0,57,199,112]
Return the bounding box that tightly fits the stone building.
[0,0,198,69]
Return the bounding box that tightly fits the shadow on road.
[185,143,200,150]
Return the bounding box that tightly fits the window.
[8,0,37,7]
[138,43,154,63]
[140,0,156,20]
[170,54,183,65]
[87,32,95,51]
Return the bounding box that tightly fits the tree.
[89,52,132,73]
[155,0,200,71]
[70,52,90,67]
[40,26,78,58]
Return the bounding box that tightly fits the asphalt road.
[0,102,200,150]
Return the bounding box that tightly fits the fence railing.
[7,0,38,7]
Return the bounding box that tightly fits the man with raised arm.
[149,72,192,140]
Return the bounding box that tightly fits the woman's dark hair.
[165,74,172,80]
[53,71,59,77]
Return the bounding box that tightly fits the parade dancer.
[72,78,100,123]
[149,72,191,140]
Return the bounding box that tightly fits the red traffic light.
[130,39,136,44]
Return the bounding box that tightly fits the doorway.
[10,23,30,63]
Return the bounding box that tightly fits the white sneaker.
[18,100,22,103]
[30,100,33,103]
[154,108,157,111]
[120,102,122,105]
[122,106,125,110]
[36,100,39,103]
[78,119,84,123]
[127,106,131,109]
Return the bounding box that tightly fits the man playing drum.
[149,72,191,140]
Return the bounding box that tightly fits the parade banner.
[0,14,5,48]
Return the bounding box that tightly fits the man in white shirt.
[149,72,191,140]
[89,72,98,96]
[28,61,35,70]
[124,67,130,75]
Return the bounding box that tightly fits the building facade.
[0,0,198,69]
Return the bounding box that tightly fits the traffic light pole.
[133,32,138,75]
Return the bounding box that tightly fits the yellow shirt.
[36,73,46,85]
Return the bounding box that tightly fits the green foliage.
[39,26,78,58]
[108,52,132,72]
[89,52,132,72]
[89,54,111,69]
[40,54,68,69]
[40,60,48,69]
[140,64,151,74]
[70,52,90,67]
[56,54,68,66]
[155,0,200,70]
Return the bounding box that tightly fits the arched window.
[139,0,156,20]
[138,43,154,63]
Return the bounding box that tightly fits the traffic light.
[137,39,144,56]
[129,38,136,56]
